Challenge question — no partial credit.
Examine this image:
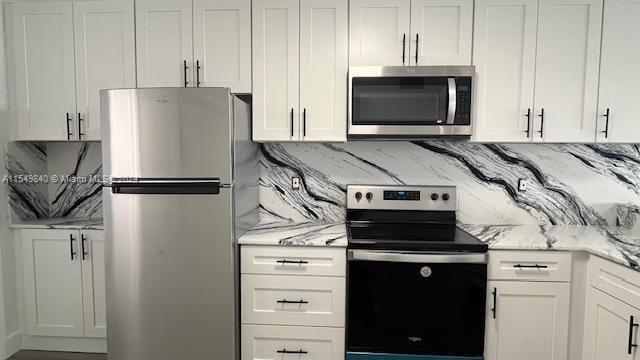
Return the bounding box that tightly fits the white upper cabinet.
[74,0,136,141]
[532,0,603,143]
[472,0,538,142]
[252,0,300,141]
[349,0,411,66]
[484,281,571,360]
[8,1,77,141]
[596,0,640,143]
[193,0,252,92]
[136,0,194,88]
[409,0,473,65]
[21,229,84,337]
[299,0,348,141]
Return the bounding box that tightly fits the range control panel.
[347,185,457,211]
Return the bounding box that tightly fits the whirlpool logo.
[408,337,423,343]
[420,266,432,278]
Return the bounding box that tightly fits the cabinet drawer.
[588,255,640,309]
[242,324,344,360]
[241,274,345,327]
[488,251,572,282]
[241,246,346,277]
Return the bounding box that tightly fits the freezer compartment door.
[104,188,236,360]
[101,88,233,183]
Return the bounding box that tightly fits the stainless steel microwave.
[348,66,475,139]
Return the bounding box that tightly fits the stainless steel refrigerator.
[101,88,258,360]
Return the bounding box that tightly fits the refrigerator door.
[104,188,236,360]
[101,88,234,184]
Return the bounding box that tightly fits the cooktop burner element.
[346,185,487,253]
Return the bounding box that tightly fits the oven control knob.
[442,193,450,201]
[355,192,363,201]
[366,192,373,201]
[431,193,439,201]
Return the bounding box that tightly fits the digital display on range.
[383,190,420,201]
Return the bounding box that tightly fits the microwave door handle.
[447,78,457,124]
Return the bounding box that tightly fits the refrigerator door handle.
[109,179,222,195]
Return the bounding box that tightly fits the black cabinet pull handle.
[66,113,73,140]
[402,34,406,64]
[277,299,309,305]
[69,234,77,260]
[81,233,88,260]
[513,264,548,269]
[290,108,294,138]
[491,287,497,319]
[415,33,420,64]
[196,60,201,87]
[276,259,309,265]
[183,60,189,87]
[524,108,531,138]
[77,113,85,140]
[629,315,639,354]
[602,108,610,138]
[277,349,308,355]
[537,108,545,138]
[303,108,307,137]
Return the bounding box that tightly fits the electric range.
[346,185,488,360]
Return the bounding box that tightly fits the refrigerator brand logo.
[408,337,423,342]
[155,99,169,103]
[420,266,432,278]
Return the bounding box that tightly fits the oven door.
[348,66,473,138]
[347,250,487,360]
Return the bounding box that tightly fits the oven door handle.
[446,78,457,125]
[348,250,487,264]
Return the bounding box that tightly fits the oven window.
[347,259,487,357]
[352,77,449,125]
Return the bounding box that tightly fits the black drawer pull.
[277,349,308,354]
[277,299,309,305]
[513,264,548,269]
[629,315,639,354]
[276,259,309,265]
[491,287,497,319]
[69,234,77,260]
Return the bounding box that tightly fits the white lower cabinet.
[583,288,640,360]
[242,324,344,360]
[240,245,346,359]
[20,229,106,338]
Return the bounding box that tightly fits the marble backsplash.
[4,140,640,227]
[6,142,102,221]
[259,142,640,226]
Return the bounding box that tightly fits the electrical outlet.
[518,179,528,192]
[291,177,301,190]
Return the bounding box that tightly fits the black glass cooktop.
[347,223,488,252]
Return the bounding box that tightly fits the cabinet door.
[532,0,603,143]
[596,0,640,143]
[136,0,194,87]
[409,0,473,65]
[349,0,411,66]
[9,2,76,141]
[583,288,638,360]
[74,0,136,141]
[484,281,570,360]
[21,229,84,337]
[193,0,252,93]
[252,0,300,141]
[472,0,538,142]
[81,230,106,338]
[299,0,348,142]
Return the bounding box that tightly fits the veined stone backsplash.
[4,140,640,227]
[259,142,640,226]
[6,142,102,221]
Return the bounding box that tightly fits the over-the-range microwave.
[348,66,475,139]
